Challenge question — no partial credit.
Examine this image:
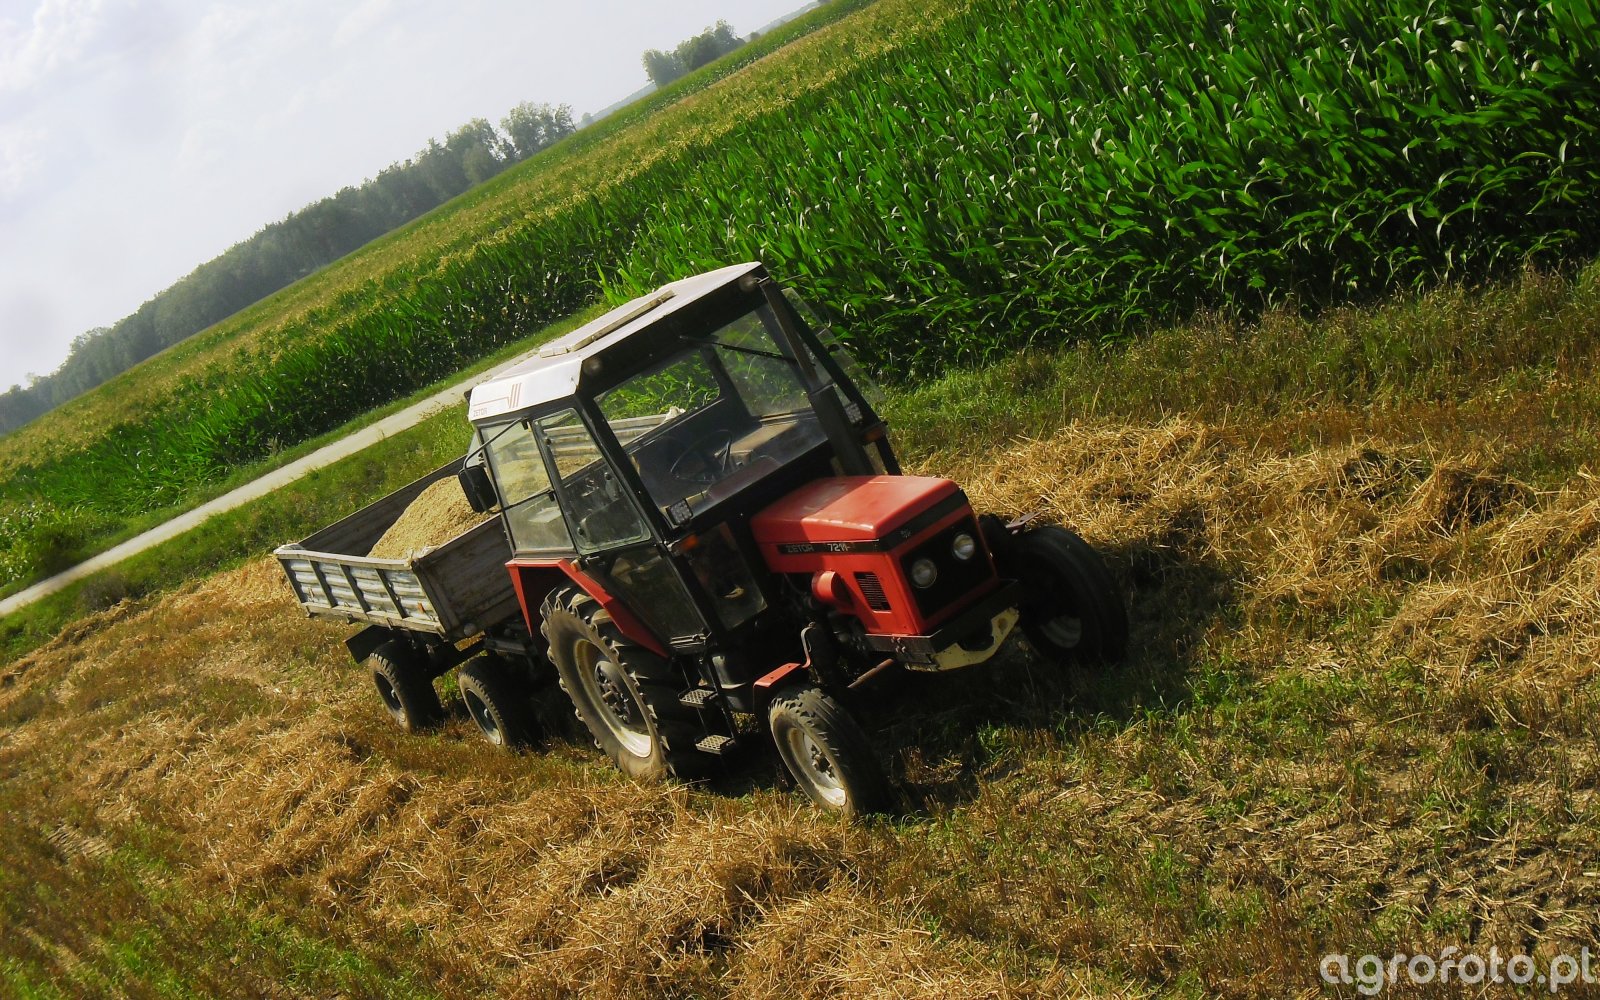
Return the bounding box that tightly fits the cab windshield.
[597,306,827,522]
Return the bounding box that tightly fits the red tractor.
[281,263,1125,816]
[458,263,1125,813]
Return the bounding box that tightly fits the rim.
[781,725,846,807]
[374,673,404,715]
[574,640,652,757]
[1022,558,1085,652]
[1038,613,1084,649]
[464,689,502,744]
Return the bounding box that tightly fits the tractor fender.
[556,561,671,658]
[506,559,670,659]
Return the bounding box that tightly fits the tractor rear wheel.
[370,640,443,733]
[458,656,539,749]
[768,684,888,818]
[541,587,705,781]
[1004,525,1127,665]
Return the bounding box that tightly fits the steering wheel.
[667,428,736,485]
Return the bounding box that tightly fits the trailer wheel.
[370,641,443,733]
[1004,525,1127,665]
[458,657,538,749]
[541,587,705,781]
[768,684,888,818]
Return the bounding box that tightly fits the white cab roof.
[468,262,762,424]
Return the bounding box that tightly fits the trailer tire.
[459,657,538,749]
[370,641,443,733]
[1003,525,1127,665]
[541,587,706,781]
[768,683,888,818]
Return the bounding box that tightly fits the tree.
[500,102,575,161]
[446,118,507,186]
[414,138,470,201]
[642,48,684,88]
[675,20,744,74]
[0,384,42,433]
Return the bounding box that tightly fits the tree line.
[0,101,574,435]
[641,20,747,88]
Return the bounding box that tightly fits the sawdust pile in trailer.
[367,479,493,559]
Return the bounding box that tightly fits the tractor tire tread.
[541,585,707,780]
[1005,525,1128,664]
[768,684,889,818]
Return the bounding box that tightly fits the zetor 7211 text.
[275,262,1127,815]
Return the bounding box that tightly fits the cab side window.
[482,420,572,553]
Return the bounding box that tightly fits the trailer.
[274,456,547,743]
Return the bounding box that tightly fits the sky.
[0,0,807,390]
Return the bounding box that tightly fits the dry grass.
[6,403,1600,995]
[923,423,1600,973]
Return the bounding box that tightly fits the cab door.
[531,407,706,644]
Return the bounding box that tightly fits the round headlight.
[910,558,939,589]
[951,532,977,561]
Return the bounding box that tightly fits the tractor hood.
[752,476,964,547]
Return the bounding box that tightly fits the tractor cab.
[462,263,1126,814]
[464,264,892,650]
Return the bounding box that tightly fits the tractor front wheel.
[541,587,705,781]
[1003,525,1127,665]
[768,684,888,818]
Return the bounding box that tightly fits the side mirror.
[458,463,498,514]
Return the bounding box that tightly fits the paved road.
[0,348,539,618]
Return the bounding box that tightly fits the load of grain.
[367,478,493,559]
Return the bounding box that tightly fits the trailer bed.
[274,458,521,642]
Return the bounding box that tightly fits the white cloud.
[175,118,236,176]
[0,124,42,197]
[333,0,395,48]
[191,3,258,54]
[0,0,105,92]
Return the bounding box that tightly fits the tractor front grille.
[901,517,990,619]
[854,572,892,612]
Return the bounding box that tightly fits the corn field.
[608,0,1599,365]
[2,0,1597,590]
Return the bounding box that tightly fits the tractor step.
[694,734,737,756]
[679,688,719,708]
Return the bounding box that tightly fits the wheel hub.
[571,637,655,759]
[1023,583,1085,653]
[595,659,643,730]
[784,728,844,802]
[808,740,836,782]
[375,675,402,713]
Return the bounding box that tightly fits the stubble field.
[6,265,1600,997]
